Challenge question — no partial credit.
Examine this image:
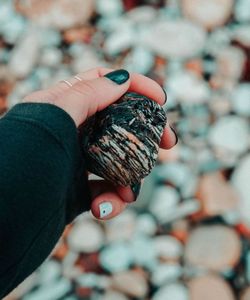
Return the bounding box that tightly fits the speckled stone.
[80,92,167,186]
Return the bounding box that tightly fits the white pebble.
[167,70,210,104]
[67,220,104,253]
[152,263,183,286]
[208,116,249,156]
[153,235,183,259]
[38,260,61,285]
[23,278,71,300]
[40,48,62,67]
[143,19,206,59]
[135,213,157,236]
[123,47,154,74]
[9,27,40,78]
[149,186,179,223]
[100,241,133,272]
[96,0,123,16]
[152,283,189,300]
[231,84,250,116]
[235,0,250,22]
[231,155,250,227]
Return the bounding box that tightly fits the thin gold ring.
[74,75,82,81]
[61,79,73,87]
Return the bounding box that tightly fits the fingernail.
[104,69,130,85]
[162,88,167,104]
[130,182,141,201]
[170,125,178,145]
[99,202,113,218]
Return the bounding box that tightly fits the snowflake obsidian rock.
[79,92,167,186]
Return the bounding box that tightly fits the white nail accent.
[99,202,113,218]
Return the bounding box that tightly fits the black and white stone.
[79,92,167,186]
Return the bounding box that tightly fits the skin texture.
[23,67,177,220]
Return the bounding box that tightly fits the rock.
[231,84,250,117]
[135,213,157,236]
[9,27,40,78]
[23,278,71,300]
[16,0,95,30]
[96,0,123,16]
[233,25,250,47]
[111,270,148,298]
[67,220,104,253]
[123,46,154,74]
[102,290,129,300]
[38,260,61,285]
[143,19,206,59]
[235,0,250,22]
[167,70,210,104]
[189,275,235,300]
[208,116,249,156]
[153,235,183,260]
[131,235,157,270]
[149,186,179,222]
[80,92,167,186]
[185,225,241,271]
[105,209,137,242]
[151,263,183,286]
[182,0,234,30]
[196,172,239,217]
[215,46,246,80]
[231,155,250,227]
[100,241,133,272]
[152,283,189,300]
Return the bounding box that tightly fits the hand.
[23,67,178,221]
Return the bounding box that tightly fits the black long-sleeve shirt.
[0,102,92,298]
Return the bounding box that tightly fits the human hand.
[23,67,178,220]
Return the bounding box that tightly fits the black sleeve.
[0,102,92,298]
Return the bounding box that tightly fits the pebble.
[38,260,61,285]
[104,209,137,242]
[9,27,40,78]
[196,172,239,217]
[151,263,183,286]
[123,46,155,74]
[231,155,250,227]
[182,0,234,30]
[232,25,250,47]
[208,116,249,156]
[96,0,123,16]
[134,213,157,236]
[152,283,189,300]
[39,47,63,67]
[231,84,250,117]
[102,290,130,300]
[215,46,246,80]
[188,275,235,300]
[149,186,179,223]
[22,278,71,300]
[16,0,95,30]
[111,270,148,298]
[143,19,206,59]
[127,6,158,23]
[235,0,250,22]
[185,225,242,271]
[167,70,210,104]
[67,220,104,253]
[100,241,133,272]
[131,235,157,270]
[153,235,183,260]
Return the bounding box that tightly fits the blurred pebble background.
[1,0,250,299]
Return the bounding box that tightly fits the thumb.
[53,69,131,127]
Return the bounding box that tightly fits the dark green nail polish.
[104,69,130,85]
[131,182,141,201]
[170,125,178,145]
[162,88,167,104]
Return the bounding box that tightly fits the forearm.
[0,103,91,298]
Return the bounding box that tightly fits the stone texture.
[80,92,167,186]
